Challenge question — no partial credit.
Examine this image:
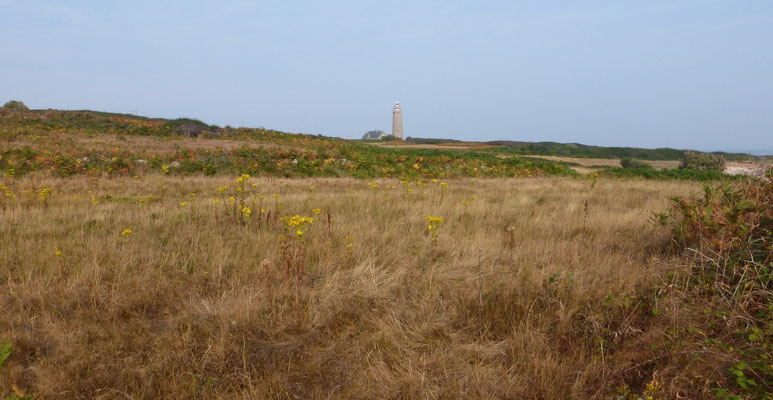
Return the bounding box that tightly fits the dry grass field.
[362,141,684,174]
[522,156,681,174]
[1,174,718,398]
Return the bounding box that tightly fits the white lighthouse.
[392,102,403,140]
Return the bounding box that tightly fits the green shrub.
[661,180,773,398]
[620,158,651,169]
[162,118,218,137]
[2,100,29,111]
[680,150,726,171]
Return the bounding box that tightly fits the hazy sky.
[1,1,771,153]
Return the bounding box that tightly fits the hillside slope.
[0,107,574,179]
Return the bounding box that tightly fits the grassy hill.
[2,105,760,181]
[0,107,575,179]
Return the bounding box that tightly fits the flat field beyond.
[1,175,708,398]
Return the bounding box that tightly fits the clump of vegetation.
[680,150,727,171]
[406,137,463,145]
[620,157,651,169]
[643,180,773,398]
[670,181,771,255]
[161,118,219,137]
[1,100,29,111]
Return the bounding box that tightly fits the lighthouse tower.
[392,102,403,139]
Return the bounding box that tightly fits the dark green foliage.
[162,118,219,137]
[620,158,651,169]
[1,100,29,111]
[482,141,755,161]
[405,137,463,145]
[485,141,687,160]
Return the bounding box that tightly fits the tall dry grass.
[0,175,701,398]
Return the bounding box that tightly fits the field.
[0,173,739,398]
[492,155,681,175]
[1,107,772,399]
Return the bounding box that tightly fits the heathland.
[1,105,771,399]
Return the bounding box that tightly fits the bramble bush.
[660,179,773,398]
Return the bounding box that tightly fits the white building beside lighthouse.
[392,102,403,140]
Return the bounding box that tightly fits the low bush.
[1,100,29,111]
[162,118,219,137]
[620,158,651,169]
[680,150,726,171]
[660,180,773,398]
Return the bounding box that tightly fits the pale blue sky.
[1,1,771,153]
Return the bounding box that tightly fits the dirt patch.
[523,155,680,173]
[724,162,770,178]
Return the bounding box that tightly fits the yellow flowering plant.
[235,174,251,193]
[426,216,444,246]
[0,184,16,210]
[281,215,313,240]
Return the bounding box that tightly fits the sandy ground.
[725,162,770,177]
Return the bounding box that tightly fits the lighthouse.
[392,102,403,140]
